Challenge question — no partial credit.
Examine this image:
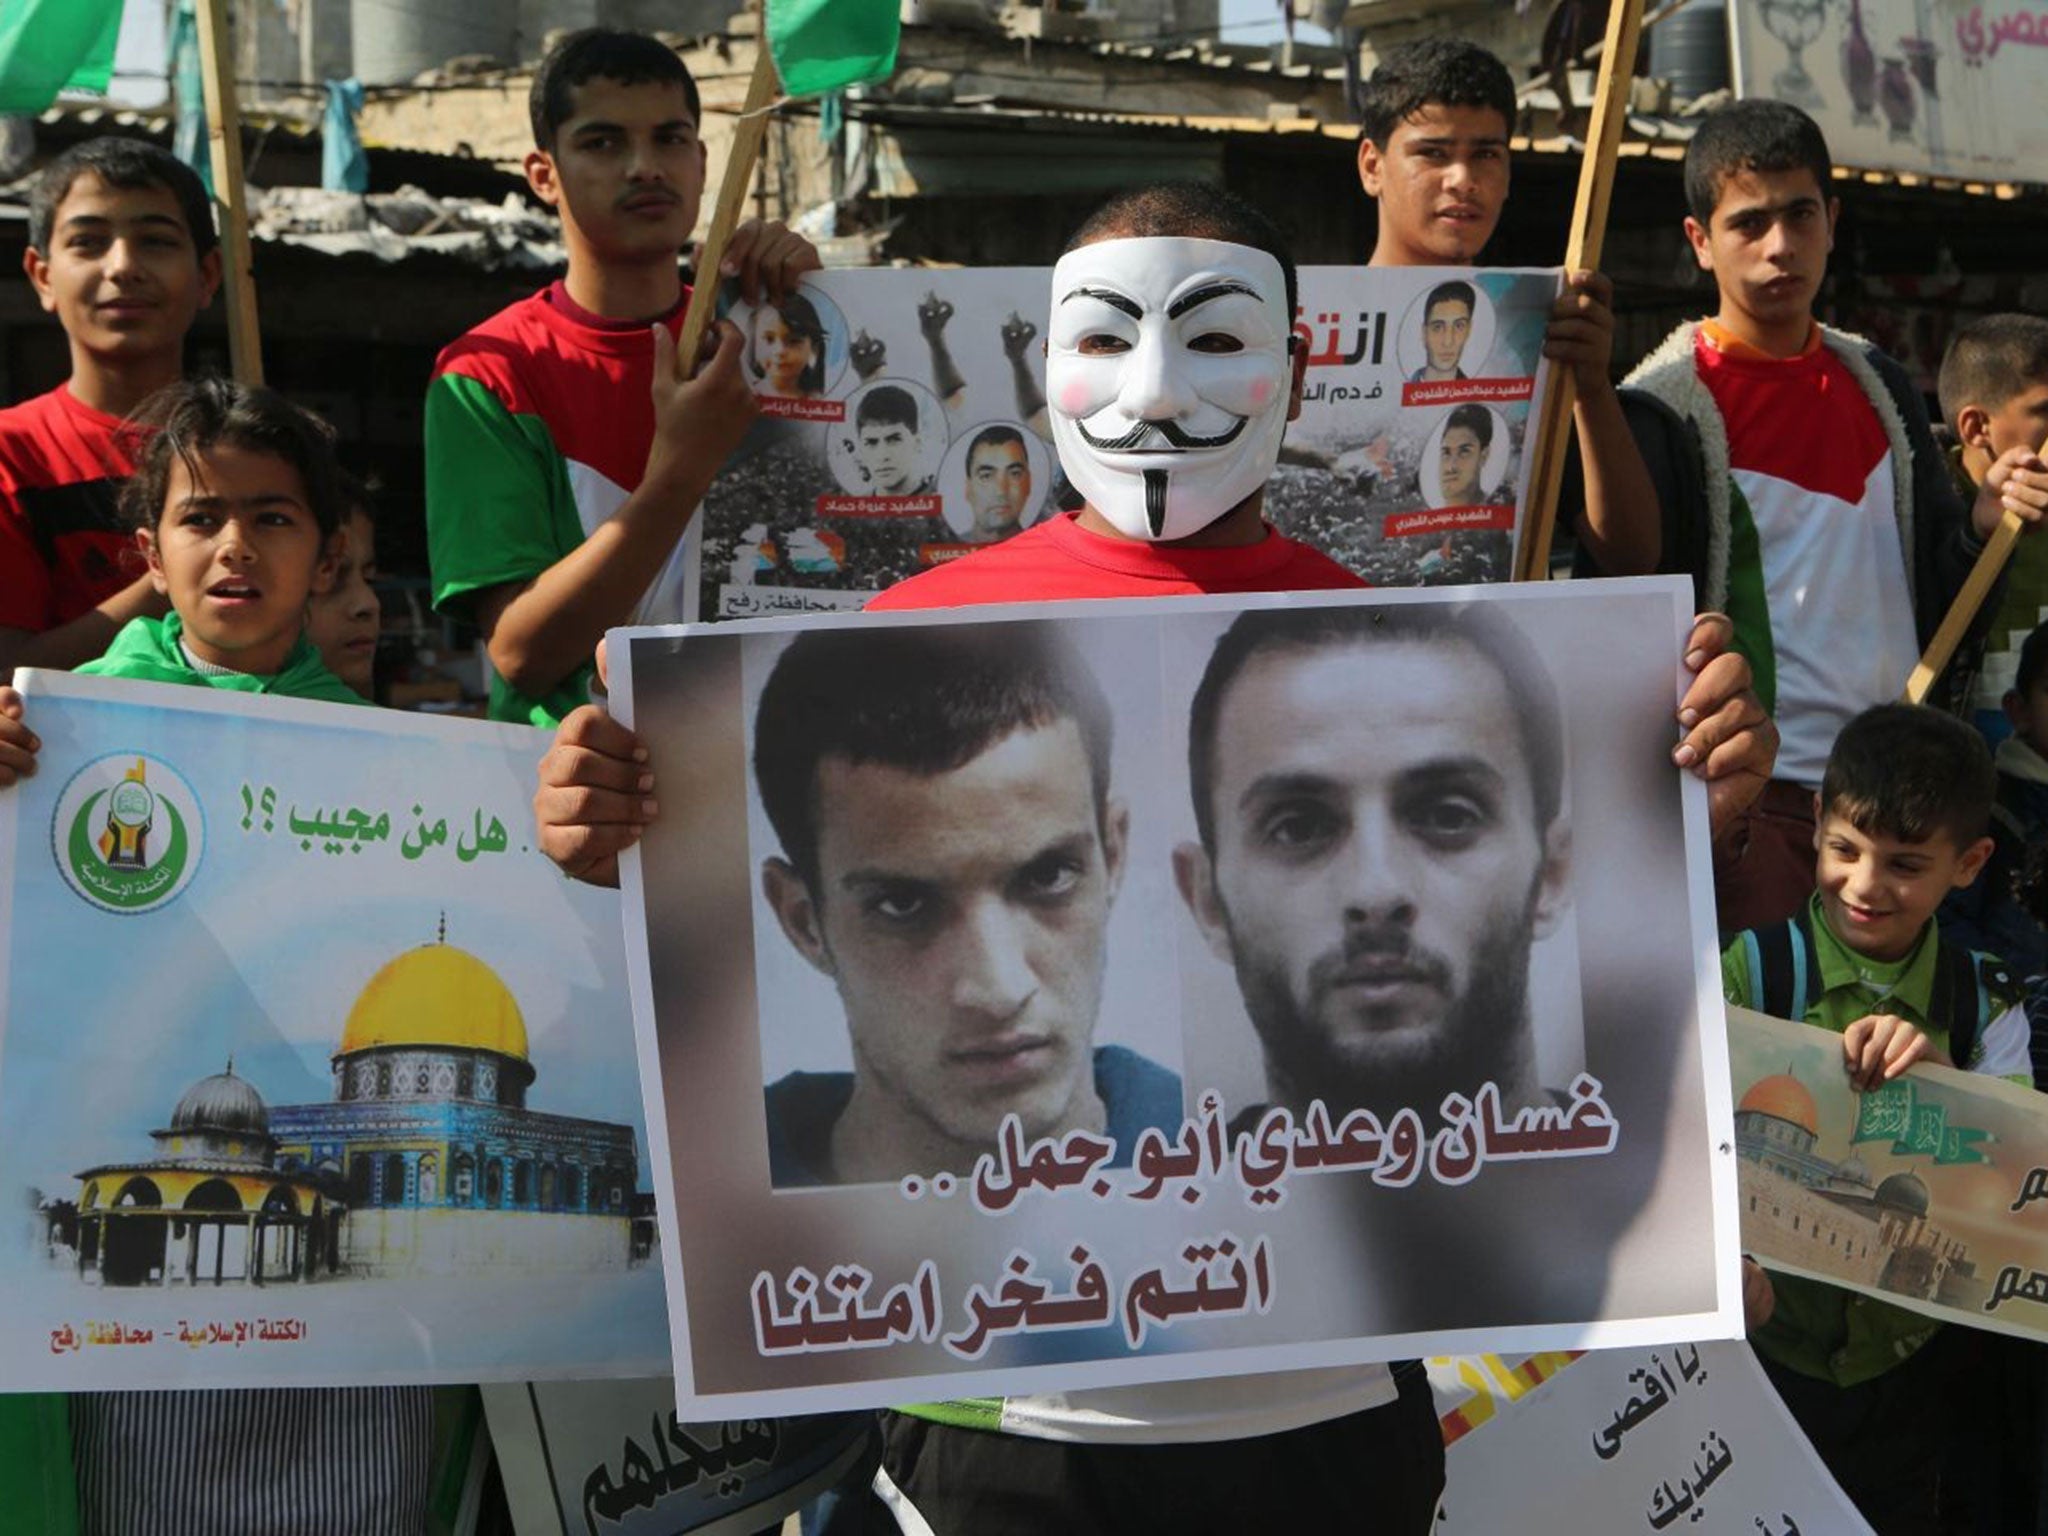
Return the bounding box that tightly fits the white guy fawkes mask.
[1047,237,1294,542]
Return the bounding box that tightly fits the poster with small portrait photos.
[690,266,1559,620]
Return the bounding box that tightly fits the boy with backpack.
[1725,702,2029,1531]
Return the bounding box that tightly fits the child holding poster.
[1723,703,2030,1531]
[0,379,441,1531]
[536,180,1782,1536]
[0,379,365,789]
[424,27,819,727]
[1354,38,1660,578]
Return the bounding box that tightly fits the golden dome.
[1738,1072,1819,1137]
[339,940,528,1061]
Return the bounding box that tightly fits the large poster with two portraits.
[614,575,1743,1415]
[690,264,1559,620]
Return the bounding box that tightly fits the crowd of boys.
[5,20,2048,1536]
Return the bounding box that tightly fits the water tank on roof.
[1649,0,1731,103]
[350,0,518,86]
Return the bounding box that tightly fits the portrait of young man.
[850,384,934,497]
[1174,600,1570,1125]
[1411,279,1477,383]
[749,620,1182,1187]
[1431,403,1500,508]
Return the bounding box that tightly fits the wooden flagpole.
[1512,0,1648,582]
[193,0,263,385]
[1903,451,2048,703]
[674,31,782,379]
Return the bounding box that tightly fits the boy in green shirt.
[1724,702,2028,1530]
[0,381,450,1536]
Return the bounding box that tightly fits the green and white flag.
[765,0,899,97]
[0,0,124,113]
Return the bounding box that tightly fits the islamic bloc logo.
[53,753,205,914]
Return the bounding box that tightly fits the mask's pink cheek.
[1056,379,1097,416]
[1247,377,1277,409]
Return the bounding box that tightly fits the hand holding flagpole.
[1512,0,1647,583]
[1904,436,2048,704]
[675,41,783,380]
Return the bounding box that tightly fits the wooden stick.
[1512,0,1647,583]
[1903,471,2044,703]
[674,39,781,379]
[193,0,262,385]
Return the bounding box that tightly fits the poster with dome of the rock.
[1729,1007,2048,1346]
[0,670,670,1390]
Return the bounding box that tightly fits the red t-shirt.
[866,512,1365,611]
[0,385,142,632]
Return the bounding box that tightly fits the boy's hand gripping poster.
[0,671,668,1389]
[694,265,1559,619]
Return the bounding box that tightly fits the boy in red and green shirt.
[426,27,818,725]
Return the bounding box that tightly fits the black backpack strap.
[1929,940,1977,1066]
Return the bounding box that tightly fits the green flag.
[1894,1100,1949,1159]
[0,0,125,113]
[1852,1080,1914,1144]
[766,0,900,97]
[1935,1125,1991,1165]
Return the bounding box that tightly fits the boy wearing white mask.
[866,194,1354,606]
[530,182,1777,1533]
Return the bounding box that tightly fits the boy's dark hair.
[1425,279,1477,317]
[1064,181,1299,322]
[530,28,700,151]
[754,622,1115,892]
[968,424,1027,462]
[1357,40,1516,150]
[1820,703,1995,845]
[28,137,216,259]
[1683,99,1834,226]
[336,468,379,524]
[1938,314,2048,430]
[2014,620,2048,701]
[1444,401,1495,447]
[119,379,347,541]
[1187,602,1563,853]
[856,384,919,433]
